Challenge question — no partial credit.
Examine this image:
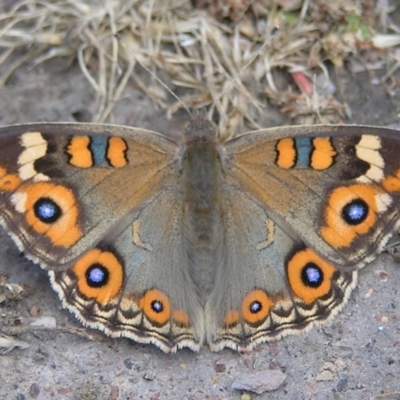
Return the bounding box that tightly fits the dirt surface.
[0,56,400,400]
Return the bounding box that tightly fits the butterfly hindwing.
[49,189,203,352]
[205,187,357,351]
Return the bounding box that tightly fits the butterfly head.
[182,115,219,144]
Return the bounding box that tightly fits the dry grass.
[0,0,399,136]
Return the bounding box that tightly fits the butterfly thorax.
[181,119,223,303]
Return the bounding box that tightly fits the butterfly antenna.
[114,33,192,118]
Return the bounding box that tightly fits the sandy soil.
[0,55,399,400]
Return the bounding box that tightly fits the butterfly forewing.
[224,125,400,269]
[0,123,179,268]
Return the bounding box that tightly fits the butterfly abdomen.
[181,134,224,302]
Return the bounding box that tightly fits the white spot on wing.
[10,191,27,213]
[375,193,392,213]
[358,135,381,150]
[18,132,49,181]
[356,135,384,183]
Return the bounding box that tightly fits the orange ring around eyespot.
[140,289,171,325]
[0,167,21,191]
[241,289,273,324]
[287,248,335,304]
[22,182,82,247]
[73,249,124,304]
[321,184,380,248]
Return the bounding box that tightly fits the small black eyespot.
[85,264,109,288]
[151,300,164,313]
[342,198,368,225]
[250,301,262,314]
[345,145,356,156]
[34,198,62,223]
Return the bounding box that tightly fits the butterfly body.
[0,118,399,352]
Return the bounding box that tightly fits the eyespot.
[85,264,109,288]
[73,249,124,304]
[13,182,82,247]
[223,290,274,327]
[320,184,390,248]
[241,289,273,325]
[341,198,368,225]
[139,289,171,326]
[345,144,355,155]
[286,248,335,304]
[34,197,62,223]
[301,263,323,288]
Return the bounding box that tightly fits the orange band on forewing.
[140,289,171,325]
[311,138,336,170]
[67,136,93,168]
[107,137,128,168]
[73,249,124,304]
[23,182,82,246]
[276,138,296,169]
[0,167,21,191]
[287,249,335,304]
[321,184,379,248]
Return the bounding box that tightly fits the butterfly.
[0,115,399,352]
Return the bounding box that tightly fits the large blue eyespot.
[85,264,109,288]
[249,301,262,314]
[342,198,368,225]
[34,198,62,223]
[151,300,164,313]
[301,263,323,288]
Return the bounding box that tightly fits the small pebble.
[336,377,348,392]
[29,383,40,399]
[231,369,286,394]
